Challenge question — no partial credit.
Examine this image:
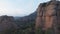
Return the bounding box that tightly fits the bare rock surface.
[36,0,60,34]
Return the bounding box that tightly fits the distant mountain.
[15,11,37,27]
[0,11,37,34]
[14,17,20,20]
[17,11,37,21]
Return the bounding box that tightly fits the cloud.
[0,8,28,16]
[0,0,51,16]
[0,0,33,16]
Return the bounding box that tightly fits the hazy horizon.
[0,0,50,17]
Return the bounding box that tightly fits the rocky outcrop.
[36,0,60,34]
[0,15,18,33]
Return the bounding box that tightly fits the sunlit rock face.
[36,0,60,34]
[36,1,55,30]
[0,15,18,32]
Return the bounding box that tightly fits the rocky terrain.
[0,15,18,34]
[0,11,37,34]
[0,0,60,34]
[36,0,60,34]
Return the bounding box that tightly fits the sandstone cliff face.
[36,1,55,29]
[36,1,60,34]
[0,15,18,32]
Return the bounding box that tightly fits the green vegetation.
[3,22,53,34]
[4,22,35,34]
[35,28,42,34]
[45,28,53,34]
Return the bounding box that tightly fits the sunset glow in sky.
[0,0,50,16]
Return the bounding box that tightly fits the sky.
[0,0,50,17]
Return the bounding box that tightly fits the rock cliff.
[36,0,60,34]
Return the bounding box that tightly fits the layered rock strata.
[36,0,60,34]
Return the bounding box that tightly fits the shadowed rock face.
[36,1,60,34]
[0,15,18,32]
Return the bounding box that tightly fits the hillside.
[15,11,37,27]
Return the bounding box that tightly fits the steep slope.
[36,0,60,34]
[15,11,37,27]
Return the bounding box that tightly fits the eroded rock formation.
[36,0,60,34]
